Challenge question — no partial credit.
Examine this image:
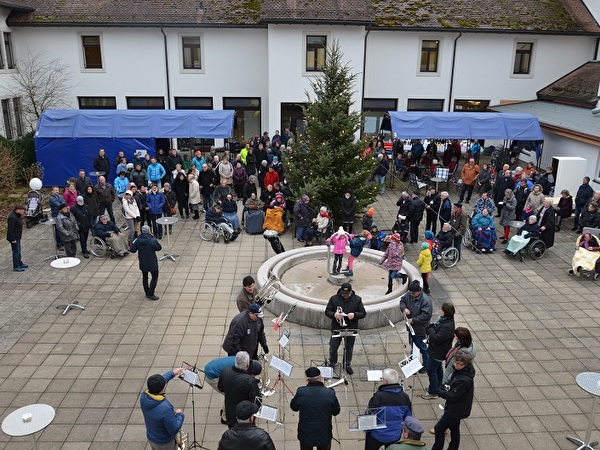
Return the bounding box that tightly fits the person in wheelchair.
[436,223,454,251]
[503,215,540,255]
[471,208,497,252]
[222,193,241,232]
[93,214,129,256]
[205,202,239,242]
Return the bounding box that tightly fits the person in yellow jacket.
[417,241,432,294]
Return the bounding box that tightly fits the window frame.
[79,33,105,72]
[419,38,440,75]
[180,35,204,72]
[1,98,14,139]
[223,97,261,142]
[303,33,329,75]
[78,96,117,109]
[453,99,490,112]
[0,35,4,70]
[3,32,15,69]
[12,97,23,137]
[407,98,445,111]
[126,97,166,110]
[511,40,536,77]
[174,97,213,110]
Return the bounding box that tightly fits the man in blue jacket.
[147,183,165,239]
[364,368,413,450]
[140,367,185,450]
[147,156,167,188]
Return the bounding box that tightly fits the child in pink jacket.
[327,227,352,274]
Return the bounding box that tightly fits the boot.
[345,270,353,276]
[193,211,199,220]
[385,281,393,294]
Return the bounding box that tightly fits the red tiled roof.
[6,0,600,33]
[537,61,600,108]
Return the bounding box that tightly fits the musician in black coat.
[424,186,441,234]
[324,282,366,375]
[290,367,340,450]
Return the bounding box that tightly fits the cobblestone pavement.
[0,176,599,449]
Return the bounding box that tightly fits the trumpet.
[326,375,349,389]
[258,353,274,397]
[256,273,280,306]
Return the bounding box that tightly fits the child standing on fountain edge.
[327,227,351,274]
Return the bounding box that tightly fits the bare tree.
[10,50,72,131]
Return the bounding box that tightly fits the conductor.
[325,282,366,375]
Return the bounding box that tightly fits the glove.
[135,216,141,222]
[262,345,269,354]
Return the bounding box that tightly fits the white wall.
[540,131,600,185]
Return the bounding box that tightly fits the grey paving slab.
[1,173,600,450]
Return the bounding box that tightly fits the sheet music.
[367,370,383,382]
[318,366,334,379]
[412,343,420,360]
[405,317,415,336]
[256,404,278,422]
[400,357,422,378]
[269,355,293,377]
[358,415,379,431]
[278,334,289,348]
[183,369,198,386]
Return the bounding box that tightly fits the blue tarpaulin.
[34,109,234,186]
[387,112,544,140]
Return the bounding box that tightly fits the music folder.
[332,329,359,338]
[269,355,293,377]
[179,361,204,388]
[349,407,388,431]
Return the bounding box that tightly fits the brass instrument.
[336,306,347,327]
[256,273,280,306]
[259,353,274,397]
[326,375,349,389]
[176,430,188,450]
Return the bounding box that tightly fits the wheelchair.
[89,234,120,258]
[504,237,546,262]
[431,239,460,270]
[199,219,237,243]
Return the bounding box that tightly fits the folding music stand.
[178,362,208,450]
[349,407,388,432]
[332,329,359,376]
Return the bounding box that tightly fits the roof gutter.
[160,27,171,110]
[447,31,462,112]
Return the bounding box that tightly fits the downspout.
[160,27,172,110]
[447,32,462,112]
[361,28,371,136]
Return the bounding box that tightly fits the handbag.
[165,194,177,216]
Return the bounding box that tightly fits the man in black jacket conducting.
[129,225,162,300]
[290,367,341,450]
[218,351,261,429]
[325,282,367,375]
[217,400,275,450]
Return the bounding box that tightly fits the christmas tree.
[284,42,378,222]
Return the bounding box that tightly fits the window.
[223,97,261,142]
[513,42,533,75]
[0,36,5,70]
[407,99,444,111]
[3,32,15,69]
[1,99,14,139]
[78,97,117,109]
[420,40,439,73]
[281,103,307,138]
[126,97,165,109]
[174,97,212,109]
[453,100,490,112]
[82,35,103,69]
[306,35,327,72]
[362,98,398,137]
[182,36,202,70]
[12,98,23,137]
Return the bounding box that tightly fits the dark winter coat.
[75,176,92,196]
[399,291,432,336]
[218,366,261,429]
[55,211,79,242]
[580,209,600,230]
[172,176,189,205]
[71,203,92,232]
[129,233,162,272]
[325,289,367,332]
[139,371,184,445]
[424,192,441,219]
[341,195,356,223]
[437,364,475,420]
[426,317,456,360]
[538,205,555,248]
[146,190,165,215]
[6,210,23,242]
[575,183,594,208]
[198,169,218,196]
[93,154,111,179]
[367,383,412,444]
[439,198,452,223]
[217,423,276,450]
[557,196,573,218]
[396,197,414,219]
[94,183,116,205]
[410,196,426,222]
[290,381,341,446]
[222,311,268,357]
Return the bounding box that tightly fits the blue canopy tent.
[35,109,234,186]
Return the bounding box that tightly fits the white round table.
[430,177,445,191]
[567,372,600,450]
[88,171,105,184]
[2,403,55,449]
[50,257,85,315]
[156,216,179,261]
[508,220,524,229]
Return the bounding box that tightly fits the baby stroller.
[568,228,600,281]
[25,189,46,228]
